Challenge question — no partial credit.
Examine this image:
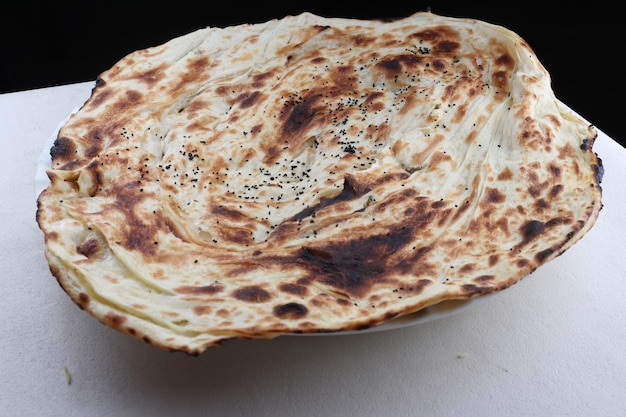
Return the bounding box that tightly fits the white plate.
[36,110,492,335]
[310,297,487,335]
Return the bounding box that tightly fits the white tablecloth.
[1,82,625,417]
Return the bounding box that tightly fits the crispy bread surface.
[37,11,603,354]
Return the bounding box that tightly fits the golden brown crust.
[36,11,603,355]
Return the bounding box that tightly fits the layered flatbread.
[36,11,603,354]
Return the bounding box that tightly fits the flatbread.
[36,11,603,355]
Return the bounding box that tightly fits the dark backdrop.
[2,1,622,146]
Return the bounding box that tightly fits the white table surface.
[1,81,625,417]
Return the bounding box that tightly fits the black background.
[2,2,623,147]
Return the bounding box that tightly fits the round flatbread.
[36,11,603,355]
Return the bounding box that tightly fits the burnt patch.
[432,59,446,71]
[289,174,371,222]
[236,90,264,109]
[411,26,450,41]
[87,88,112,109]
[535,198,550,211]
[110,182,160,255]
[402,278,432,294]
[278,94,325,146]
[169,56,211,94]
[114,90,144,113]
[104,311,127,328]
[492,70,509,90]
[474,275,495,284]
[328,64,358,90]
[219,227,255,246]
[211,205,248,222]
[434,40,460,53]
[85,138,103,160]
[352,33,376,46]
[176,284,224,295]
[363,91,385,110]
[461,283,493,296]
[580,138,592,151]
[550,184,564,198]
[544,216,571,228]
[497,167,514,181]
[292,221,433,298]
[375,54,423,77]
[279,283,309,296]
[431,200,446,209]
[251,70,276,88]
[77,292,90,307]
[535,248,555,262]
[549,163,561,179]
[50,137,76,162]
[274,303,308,319]
[77,237,101,259]
[485,188,506,204]
[521,220,545,243]
[133,64,167,84]
[511,217,572,255]
[94,77,106,88]
[192,306,212,315]
[313,24,330,33]
[495,53,513,67]
[593,159,604,184]
[296,242,382,298]
[233,286,271,303]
